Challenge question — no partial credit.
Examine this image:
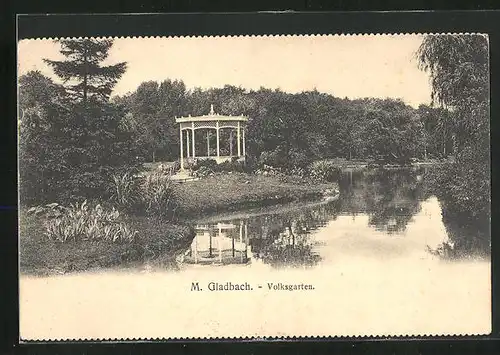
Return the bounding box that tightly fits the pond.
[20,168,491,339]
[180,167,489,268]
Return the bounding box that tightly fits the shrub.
[139,170,178,218]
[189,158,247,176]
[110,172,139,209]
[171,160,181,172]
[258,150,283,168]
[43,200,137,243]
[27,202,66,219]
[218,159,245,173]
[192,165,213,178]
[110,169,179,219]
[192,158,218,171]
[309,160,341,182]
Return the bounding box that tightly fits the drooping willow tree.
[416,34,489,152]
[417,34,490,253]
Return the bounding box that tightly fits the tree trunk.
[152,150,155,163]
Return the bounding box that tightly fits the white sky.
[18,35,432,108]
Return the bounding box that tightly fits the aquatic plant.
[110,172,139,209]
[140,170,178,218]
[44,200,137,243]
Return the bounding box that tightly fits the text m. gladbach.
[208,282,253,291]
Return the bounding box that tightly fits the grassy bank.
[19,211,194,276]
[20,172,338,276]
[174,172,337,218]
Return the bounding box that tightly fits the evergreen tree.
[41,39,135,200]
[44,39,126,104]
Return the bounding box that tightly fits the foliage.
[117,80,445,170]
[18,71,69,204]
[140,170,178,218]
[43,39,126,103]
[27,202,66,219]
[192,158,219,172]
[109,169,178,218]
[417,104,454,158]
[308,160,341,182]
[189,158,247,178]
[417,34,490,248]
[218,159,246,173]
[116,79,187,162]
[43,200,137,243]
[19,39,138,204]
[110,172,139,209]
[20,210,195,275]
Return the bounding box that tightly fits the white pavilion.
[175,105,248,170]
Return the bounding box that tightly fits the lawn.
[174,172,337,217]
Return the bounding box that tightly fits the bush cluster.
[40,200,137,243]
[190,158,247,178]
[308,160,341,183]
[110,170,178,219]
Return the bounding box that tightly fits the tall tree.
[41,39,135,200]
[417,35,489,151]
[18,71,69,203]
[417,34,490,253]
[44,39,126,104]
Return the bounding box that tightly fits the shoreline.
[19,173,338,276]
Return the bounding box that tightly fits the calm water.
[20,168,491,339]
[180,167,488,269]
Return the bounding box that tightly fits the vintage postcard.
[18,33,491,340]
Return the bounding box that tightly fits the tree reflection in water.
[253,227,321,267]
[434,207,490,259]
[338,168,428,234]
[247,202,340,267]
[183,167,487,268]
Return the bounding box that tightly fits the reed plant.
[140,170,178,218]
[110,171,138,209]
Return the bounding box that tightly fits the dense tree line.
[116,82,455,167]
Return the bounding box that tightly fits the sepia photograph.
[17,33,491,339]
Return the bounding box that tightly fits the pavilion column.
[237,121,241,157]
[229,130,233,156]
[206,130,210,157]
[186,128,190,158]
[242,126,246,158]
[216,121,220,159]
[179,127,184,170]
[191,123,196,159]
[244,221,248,259]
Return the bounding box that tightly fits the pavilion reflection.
[180,220,251,265]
